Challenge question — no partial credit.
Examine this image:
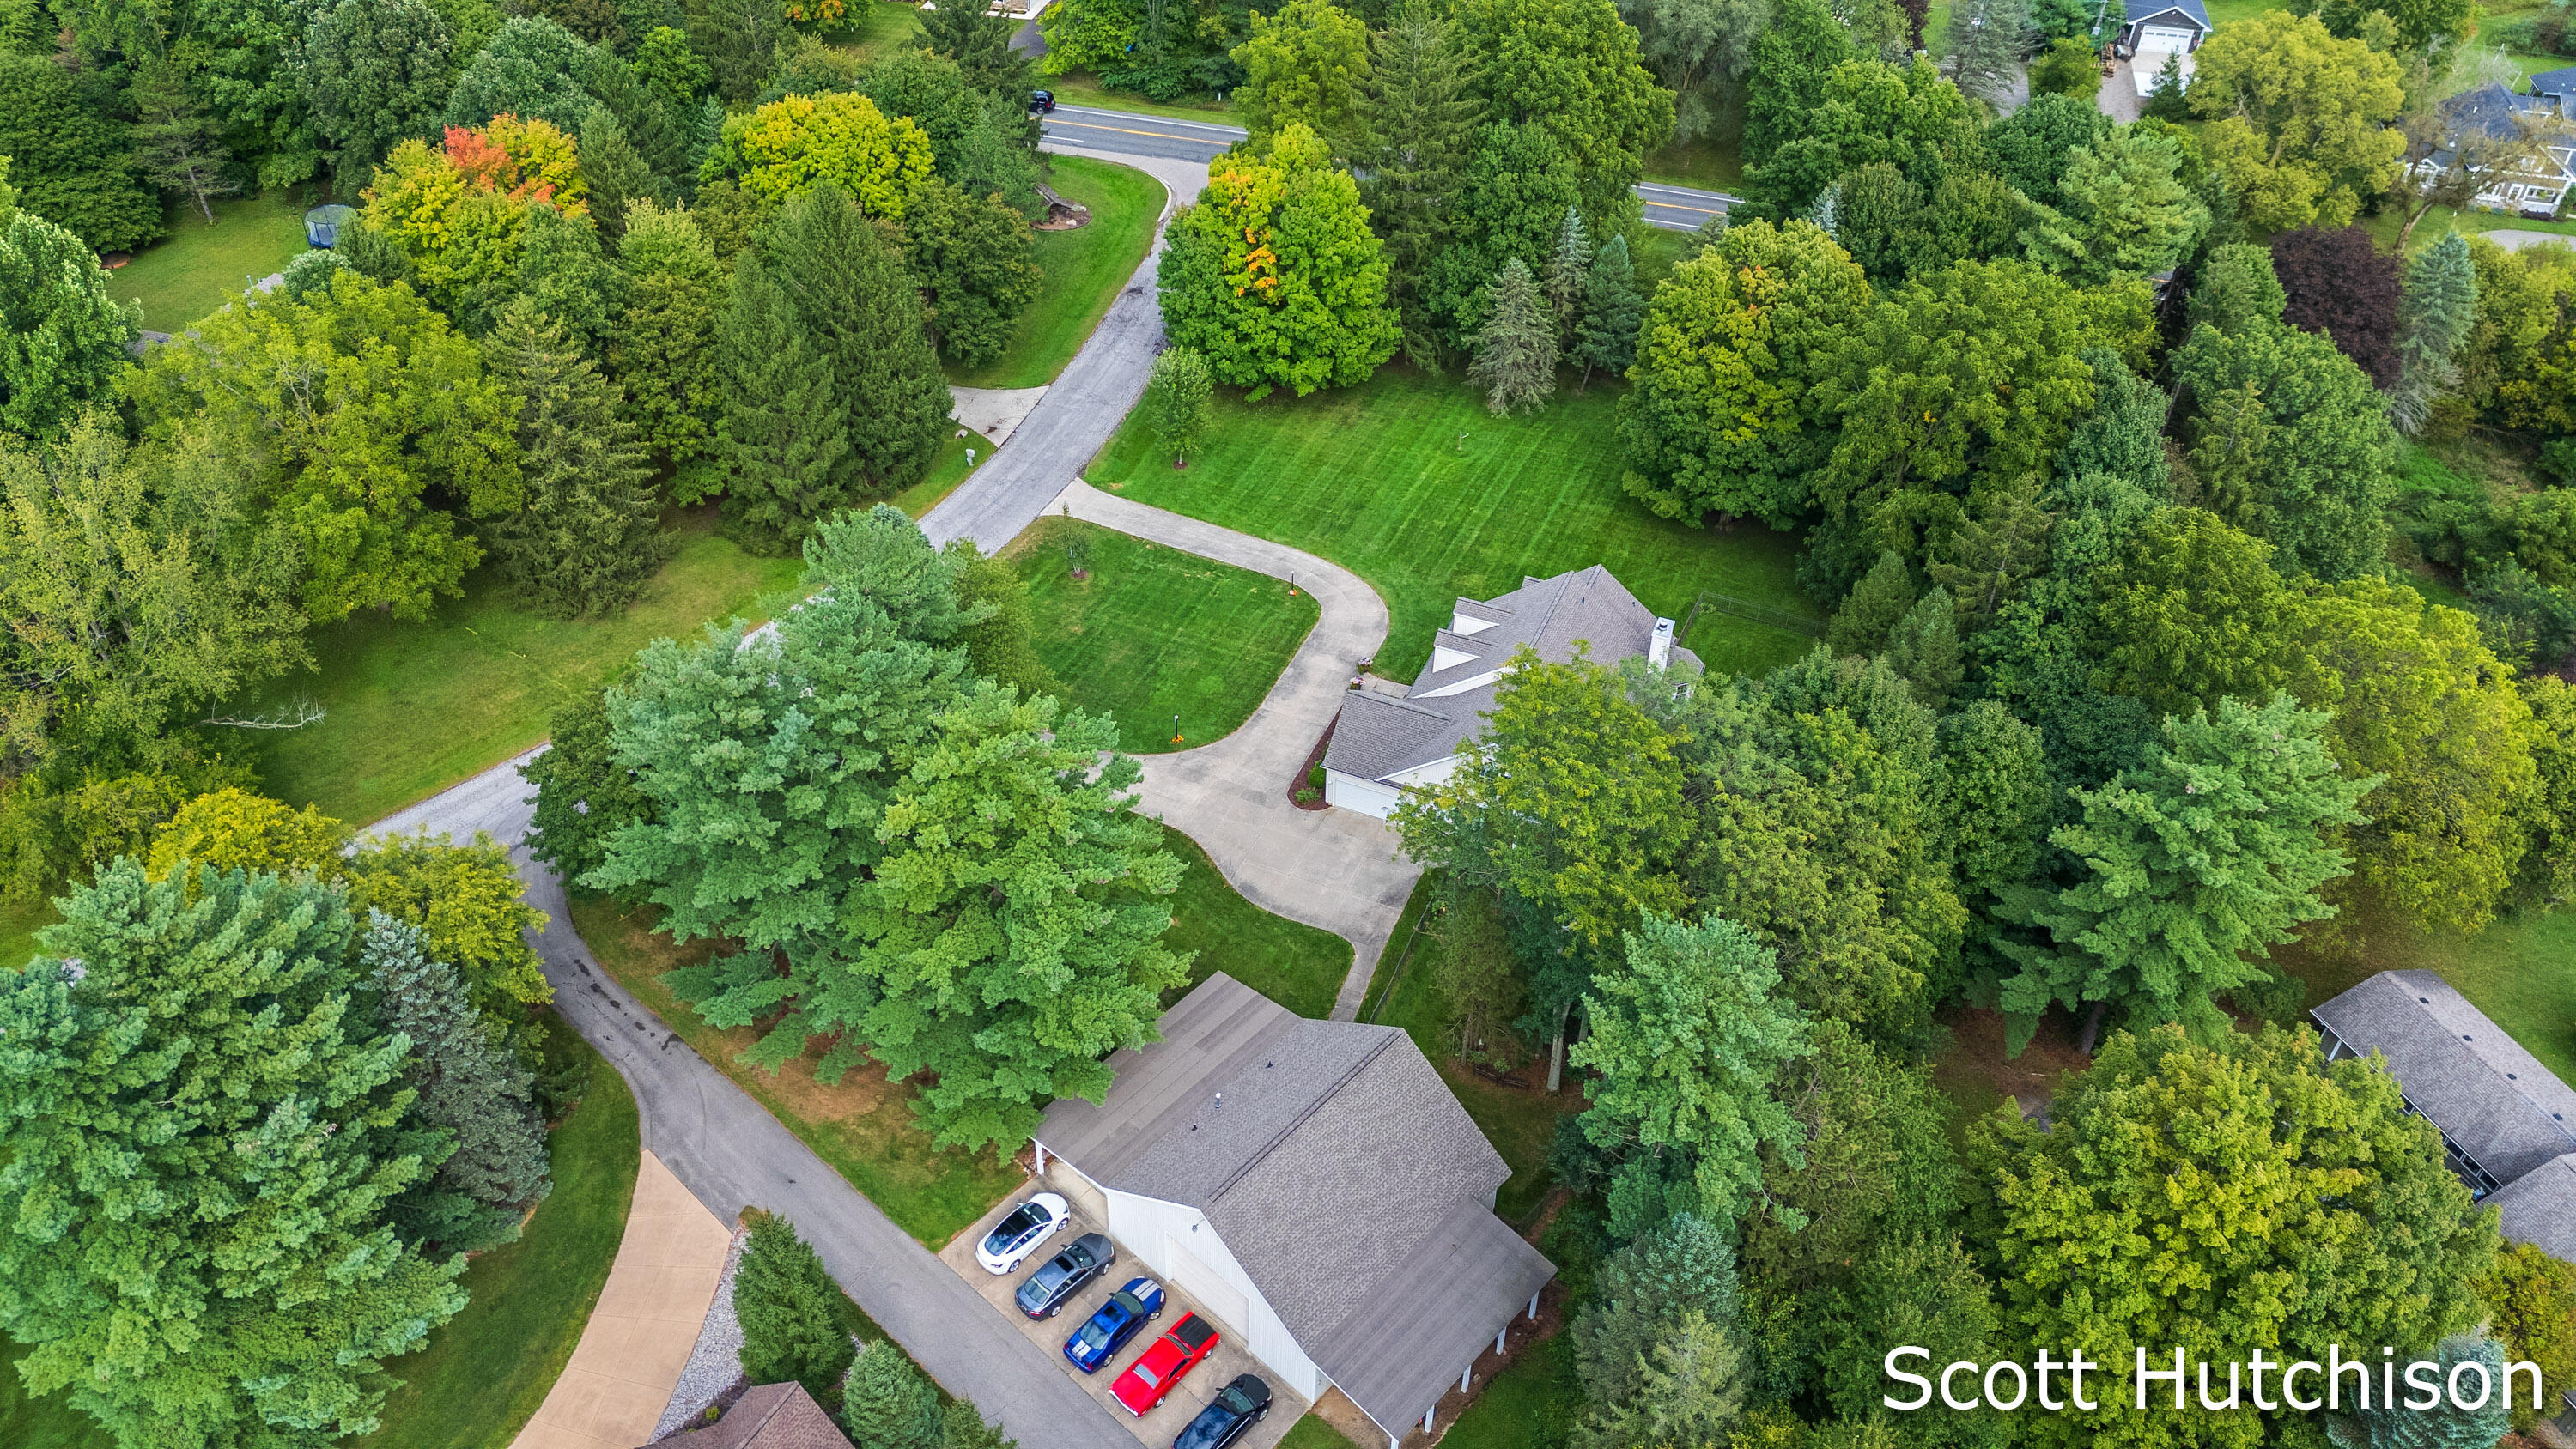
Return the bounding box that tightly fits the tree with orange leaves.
[1155,123,1396,399]
[361,116,592,314]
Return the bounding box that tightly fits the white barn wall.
[1100,1189,1327,1402]
[1324,770,1402,819]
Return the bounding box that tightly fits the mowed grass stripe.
[1092,371,1819,682]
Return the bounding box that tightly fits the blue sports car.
[1064,1276,1165,1373]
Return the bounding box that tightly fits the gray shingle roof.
[1037,975,1554,1437]
[1323,565,1698,783]
[2488,1153,2576,1261]
[2531,67,2576,106]
[2312,971,2576,1186]
[2441,82,2557,141]
[2125,0,2210,30]
[650,1383,853,1449]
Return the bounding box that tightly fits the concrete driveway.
[939,1181,1307,1449]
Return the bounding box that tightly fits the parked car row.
[980,1196,1275,1449]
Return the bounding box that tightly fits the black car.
[1172,1374,1272,1449]
[1014,1232,1115,1318]
[1030,88,1055,113]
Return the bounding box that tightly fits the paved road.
[369,765,1141,1449]
[1057,481,1420,1019]
[919,145,1206,555]
[1038,103,1739,230]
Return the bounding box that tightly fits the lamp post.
[1170,713,1182,745]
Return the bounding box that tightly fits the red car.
[1109,1313,1220,1416]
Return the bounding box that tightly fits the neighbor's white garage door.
[2139,23,2195,49]
[1164,1235,1252,1337]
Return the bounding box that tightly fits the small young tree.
[485,298,667,617]
[1430,886,1524,1067]
[131,54,238,225]
[939,1399,1019,1449]
[841,1342,942,1449]
[736,1214,856,1404]
[2028,36,2103,100]
[363,912,551,1253]
[1573,232,1643,386]
[1145,345,1216,467]
[1467,256,1557,415]
[1542,204,1590,343]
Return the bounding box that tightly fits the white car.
[975,1192,1070,1275]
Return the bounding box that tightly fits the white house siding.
[1387,756,1460,791]
[1324,770,1404,819]
[1098,1189,1327,1402]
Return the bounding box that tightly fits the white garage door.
[2139,23,2196,50]
[1164,1235,1252,1336]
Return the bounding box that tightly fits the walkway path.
[920,147,1206,555]
[1056,481,1419,1019]
[507,1152,732,1449]
[368,767,1142,1449]
[2480,228,2576,252]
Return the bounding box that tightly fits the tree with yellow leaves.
[705,91,937,216]
[2189,9,2405,230]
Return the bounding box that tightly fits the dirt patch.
[1288,713,1336,810]
[1933,1005,2092,1124]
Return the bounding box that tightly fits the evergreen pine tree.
[770,183,950,499]
[1353,0,1481,368]
[486,298,667,615]
[1943,0,2032,106]
[1883,586,1963,707]
[1573,232,1643,386]
[130,54,237,225]
[580,105,659,251]
[2329,1335,2513,1449]
[1467,256,1557,416]
[0,862,466,1447]
[1145,345,1216,465]
[1543,204,1591,343]
[736,1214,856,1404]
[918,0,1037,95]
[714,246,854,545]
[363,912,551,1253]
[1828,549,1917,657]
[2391,231,2477,436]
[841,1341,942,1449]
[611,201,724,476]
[939,1399,1018,1449]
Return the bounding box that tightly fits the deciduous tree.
[2477,1241,2576,1430]
[1231,0,1373,144]
[521,683,653,886]
[0,53,161,253]
[0,861,465,1449]
[1157,123,1398,399]
[2272,224,2403,388]
[1619,218,1871,527]
[2190,10,2406,230]
[1970,1022,2496,1449]
[1622,0,1771,142]
[711,93,938,215]
[1746,0,1854,162]
[298,0,456,191]
[445,15,595,132]
[1455,0,1676,225]
[898,179,1040,369]
[0,197,139,438]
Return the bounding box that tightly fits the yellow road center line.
[1046,118,1229,143]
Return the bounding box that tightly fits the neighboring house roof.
[2488,1153,2576,1260]
[2441,82,2557,141]
[2530,66,2576,109]
[2311,971,2576,1187]
[1038,973,1557,1440]
[1322,565,1699,784]
[2126,0,2210,31]
[649,1383,853,1449]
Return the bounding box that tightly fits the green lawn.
[1357,872,1578,1227]
[821,0,927,63]
[1279,1416,1361,1449]
[0,1019,638,1449]
[950,156,1165,390]
[230,507,803,825]
[1018,517,1321,755]
[1161,826,1354,1019]
[2280,903,2576,1088]
[1037,72,1241,123]
[1436,1333,1578,1449]
[110,192,312,333]
[371,1022,641,1449]
[1089,370,1820,683]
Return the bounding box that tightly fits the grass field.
[951,157,1165,390]
[1358,873,1578,1226]
[110,192,311,333]
[1160,827,1354,1019]
[231,507,803,825]
[1038,71,1241,123]
[1435,1334,1579,1449]
[371,1023,641,1449]
[1017,517,1321,754]
[1090,370,1821,683]
[1279,1416,1362,1449]
[0,1021,639,1449]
